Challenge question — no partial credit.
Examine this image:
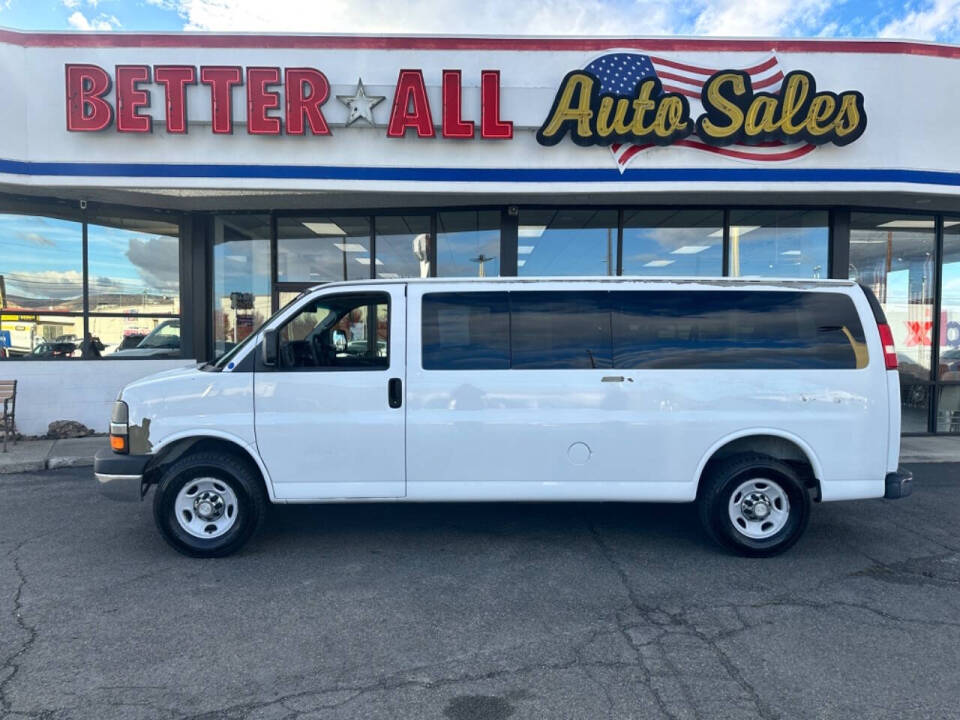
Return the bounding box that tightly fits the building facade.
[0,29,959,435]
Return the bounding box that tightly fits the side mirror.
[261,329,278,366]
[332,329,347,352]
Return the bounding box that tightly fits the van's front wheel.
[698,454,810,557]
[153,451,266,558]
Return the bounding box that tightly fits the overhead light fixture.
[781,250,802,256]
[945,221,960,228]
[354,257,384,265]
[876,220,935,229]
[518,245,535,254]
[517,259,527,267]
[303,221,347,236]
[709,225,760,238]
[670,245,711,255]
[518,225,547,238]
[379,272,400,279]
[333,242,367,252]
[643,259,675,267]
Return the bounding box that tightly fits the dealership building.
[0,28,959,435]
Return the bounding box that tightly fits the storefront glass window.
[277,216,371,283]
[728,210,828,279]
[437,211,500,277]
[375,215,432,279]
[87,217,180,314]
[850,213,936,432]
[938,219,960,383]
[518,209,618,277]
[213,215,272,359]
[0,213,83,314]
[621,209,723,276]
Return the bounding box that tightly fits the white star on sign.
[337,78,385,126]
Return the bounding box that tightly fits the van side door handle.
[601,376,632,383]
[388,378,403,408]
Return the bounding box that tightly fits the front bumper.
[94,448,151,502]
[884,469,914,500]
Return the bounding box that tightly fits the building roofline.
[0,27,959,57]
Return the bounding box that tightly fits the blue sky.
[1,0,959,43]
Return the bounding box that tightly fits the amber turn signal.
[110,434,127,453]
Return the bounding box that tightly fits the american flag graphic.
[583,52,816,171]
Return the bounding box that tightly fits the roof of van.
[306,276,857,293]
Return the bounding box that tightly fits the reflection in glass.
[277,216,371,283]
[375,215,432,279]
[938,220,960,380]
[90,316,180,358]
[621,209,722,276]
[1,314,82,358]
[849,213,935,383]
[937,385,960,433]
[729,209,828,279]
[0,213,83,313]
[213,215,272,359]
[901,384,930,433]
[517,209,618,277]
[437,211,500,277]
[87,217,180,315]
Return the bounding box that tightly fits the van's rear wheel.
[698,454,810,557]
[153,451,266,558]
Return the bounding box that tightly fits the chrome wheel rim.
[728,478,790,540]
[174,477,239,539]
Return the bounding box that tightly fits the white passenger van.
[95,278,912,558]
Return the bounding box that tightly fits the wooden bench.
[0,380,16,452]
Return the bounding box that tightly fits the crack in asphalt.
[0,544,38,715]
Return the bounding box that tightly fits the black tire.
[153,451,266,558]
[698,453,811,558]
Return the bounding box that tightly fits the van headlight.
[109,400,129,454]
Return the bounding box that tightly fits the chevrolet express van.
[94,278,912,558]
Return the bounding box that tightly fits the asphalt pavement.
[1,464,959,720]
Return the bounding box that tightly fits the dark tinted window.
[613,291,867,370]
[422,292,509,369]
[510,291,612,369]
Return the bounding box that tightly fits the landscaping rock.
[47,420,94,439]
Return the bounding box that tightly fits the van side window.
[277,293,389,371]
[510,291,612,369]
[612,291,867,370]
[422,292,510,370]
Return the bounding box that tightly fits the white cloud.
[62,0,82,9]
[160,0,828,36]
[878,0,960,41]
[67,10,120,31]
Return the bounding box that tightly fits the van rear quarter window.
[421,289,867,371]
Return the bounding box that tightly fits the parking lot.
[1,464,959,719]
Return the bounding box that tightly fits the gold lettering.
[596,96,633,137]
[804,95,837,136]
[779,73,811,135]
[699,72,746,139]
[743,96,780,137]
[539,72,594,140]
[631,79,658,135]
[833,94,862,137]
[654,96,688,137]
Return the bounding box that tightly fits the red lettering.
[284,68,331,135]
[387,69,435,138]
[246,67,281,135]
[115,65,152,133]
[480,70,512,139]
[905,321,933,347]
[441,70,474,139]
[65,64,112,132]
[154,65,196,134]
[200,66,242,134]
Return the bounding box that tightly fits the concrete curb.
[0,455,95,474]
